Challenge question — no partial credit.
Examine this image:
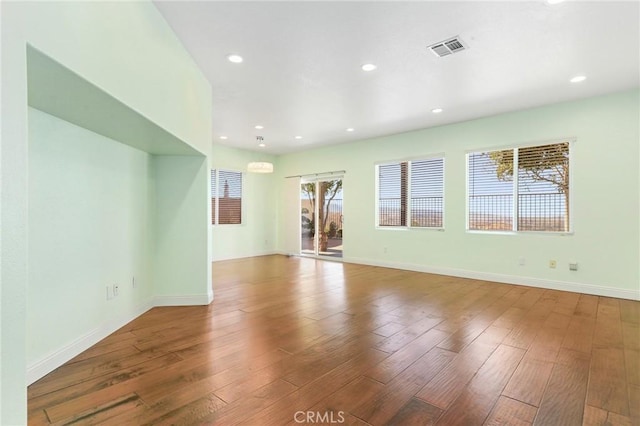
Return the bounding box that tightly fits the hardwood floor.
[28,255,639,425]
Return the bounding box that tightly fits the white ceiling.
[154,1,640,154]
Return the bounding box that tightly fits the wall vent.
[428,37,467,57]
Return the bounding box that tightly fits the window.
[377,157,444,228]
[211,169,243,225]
[378,162,407,227]
[467,141,570,232]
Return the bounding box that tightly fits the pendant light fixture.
[247,136,274,173]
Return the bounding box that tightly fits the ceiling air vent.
[428,37,467,57]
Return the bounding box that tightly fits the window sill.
[466,229,573,236]
[375,226,445,232]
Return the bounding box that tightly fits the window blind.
[211,169,217,225]
[217,170,242,225]
[411,158,444,228]
[377,157,444,228]
[468,150,514,231]
[517,142,569,232]
[468,141,570,232]
[211,169,243,225]
[378,162,406,226]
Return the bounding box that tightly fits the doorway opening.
[300,177,343,259]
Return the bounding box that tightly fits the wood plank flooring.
[28,255,640,425]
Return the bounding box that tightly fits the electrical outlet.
[549,260,557,269]
[569,262,578,271]
[113,284,119,297]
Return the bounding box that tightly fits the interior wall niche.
[26,46,211,384]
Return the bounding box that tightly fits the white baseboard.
[274,250,301,257]
[26,254,637,385]
[26,298,154,385]
[153,293,213,306]
[211,250,279,262]
[345,256,640,301]
[26,292,214,385]
[228,252,639,299]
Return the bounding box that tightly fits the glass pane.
[300,179,343,258]
[468,151,514,231]
[211,169,217,224]
[411,158,444,228]
[300,182,316,255]
[378,163,407,226]
[517,142,570,232]
[319,180,342,258]
[218,170,242,225]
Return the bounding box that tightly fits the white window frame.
[465,139,574,235]
[375,154,445,230]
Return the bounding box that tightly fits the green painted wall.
[211,145,278,261]
[276,90,640,298]
[1,2,212,422]
[27,107,211,382]
[1,2,638,424]
[154,155,212,302]
[28,108,155,367]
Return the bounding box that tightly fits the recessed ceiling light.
[362,64,377,72]
[255,125,264,130]
[570,75,587,83]
[295,136,303,140]
[346,128,355,132]
[431,108,443,114]
[219,136,228,140]
[227,54,243,63]
[546,0,565,4]
[258,143,266,148]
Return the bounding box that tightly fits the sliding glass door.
[300,177,343,258]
